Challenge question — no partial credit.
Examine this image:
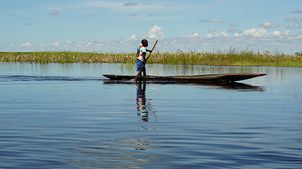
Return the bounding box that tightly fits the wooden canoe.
[103,73,266,83]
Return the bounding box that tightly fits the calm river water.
[0,63,301,169]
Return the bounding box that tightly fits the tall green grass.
[1,51,302,67]
[0,52,134,64]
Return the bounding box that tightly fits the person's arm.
[146,49,152,53]
[142,52,146,63]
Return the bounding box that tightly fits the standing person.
[137,39,152,76]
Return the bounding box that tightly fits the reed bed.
[1,51,302,67]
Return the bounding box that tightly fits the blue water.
[0,63,301,169]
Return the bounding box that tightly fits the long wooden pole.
[134,40,158,82]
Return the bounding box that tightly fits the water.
[0,63,301,169]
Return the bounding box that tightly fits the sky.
[0,0,302,54]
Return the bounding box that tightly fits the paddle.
[134,40,158,82]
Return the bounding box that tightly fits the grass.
[1,50,302,67]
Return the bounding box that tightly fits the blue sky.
[1,0,302,53]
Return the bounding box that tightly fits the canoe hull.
[103,73,266,83]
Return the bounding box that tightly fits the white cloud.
[241,27,268,38]
[207,31,228,38]
[21,42,32,48]
[272,31,282,37]
[238,27,292,39]
[49,9,61,16]
[24,22,32,26]
[9,21,300,54]
[9,33,301,54]
[66,40,73,44]
[130,34,137,40]
[284,17,302,29]
[76,41,94,49]
[199,19,224,24]
[191,32,200,38]
[123,2,138,7]
[290,10,302,14]
[147,25,164,39]
[85,0,179,11]
[272,30,290,38]
[52,42,60,48]
[260,22,273,28]
[227,23,239,33]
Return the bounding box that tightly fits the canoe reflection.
[103,80,265,92]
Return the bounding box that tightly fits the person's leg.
[137,60,143,77]
[137,60,141,71]
[142,66,146,76]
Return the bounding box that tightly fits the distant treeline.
[1,50,302,67]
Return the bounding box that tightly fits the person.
[137,39,152,76]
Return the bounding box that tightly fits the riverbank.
[1,51,302,67]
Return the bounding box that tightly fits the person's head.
[141,39,148,47]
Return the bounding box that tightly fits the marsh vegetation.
[1,50,302,67]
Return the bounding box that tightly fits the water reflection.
[136,82,148,122]
[104,80,265,92]
[205,82,265,92]
[136,81,157,123]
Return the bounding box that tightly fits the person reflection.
[136,81,149,122]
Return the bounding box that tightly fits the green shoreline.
[1,51,302,67]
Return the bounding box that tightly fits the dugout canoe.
[103,73,266,83]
